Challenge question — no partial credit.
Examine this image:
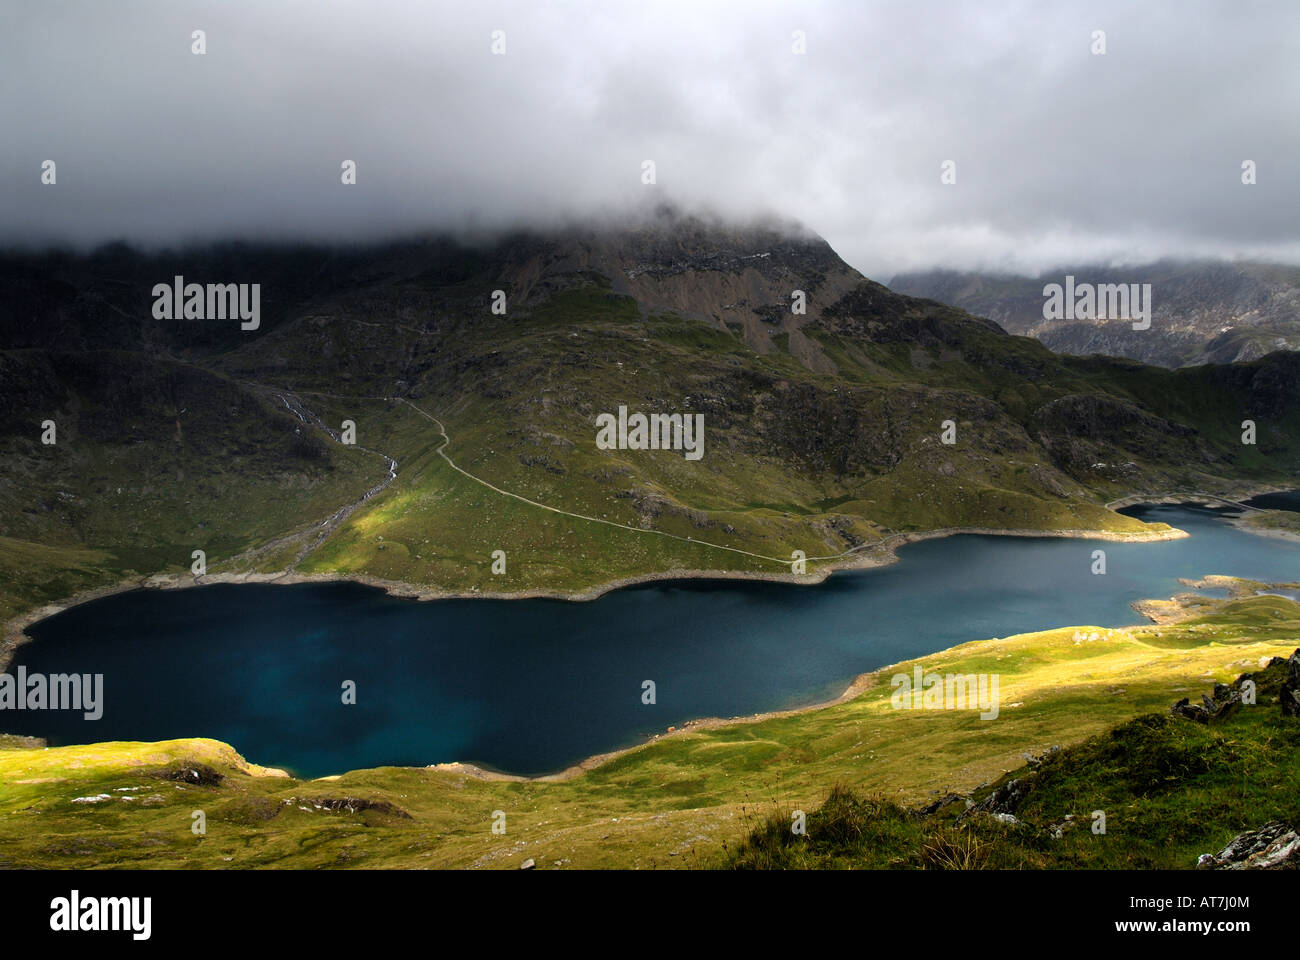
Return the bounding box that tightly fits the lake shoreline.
[11,480,1300,671]
[1227,518,1300,543]
[418,571,1300,785]
[1102,487,1300,544]
[14,481,1298,666]
[0,520,1188,671]
[2,485,1295,784]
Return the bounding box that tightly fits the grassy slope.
[728,659,1300,869]
[265,286,1241,595]
[2,593,1296,870]
[5,271,1297,612]
[0,351,387,624]
[1241,510,1300,536]
[2,255,1297,871]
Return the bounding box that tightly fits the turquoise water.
[8,503,1300,777]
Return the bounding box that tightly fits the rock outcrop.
[1171,649,1299,723]
[1282,650,1300,717]
[1197,820,1300,870]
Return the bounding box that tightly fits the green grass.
[727,695,1300,869]
[3,258,1299,869]
[2,593,1296,869]
[5,271,1298,611]
[1241,510,1300,535]
[0,352,384,622]
[0,537,118,625]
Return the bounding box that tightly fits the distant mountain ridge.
[888,261,1300,368]
[2,210,1299,624]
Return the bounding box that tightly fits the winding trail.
[249,384,885,571]
[242,386,1180,579]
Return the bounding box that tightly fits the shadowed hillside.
[2,213,1299,615]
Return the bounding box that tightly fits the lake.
[7,502,1300,778]
[1243,489,1300,512]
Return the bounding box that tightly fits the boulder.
[1172,682,1242,724]
[957,777,1030,824]
[159,763,224,786]
[1196,821,1300,870]
[1283,650,1300,718]
[1171,697,1209,724]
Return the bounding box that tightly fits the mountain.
[2,211,1300,624]
[888,261,1300,368]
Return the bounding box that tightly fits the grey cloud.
[1,0,1296,278]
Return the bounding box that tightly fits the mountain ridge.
[889,260,1300,367]
[1,211,1298,624]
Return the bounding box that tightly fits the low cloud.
[2,0,1296,278]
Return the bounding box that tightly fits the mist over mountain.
[5,0,1300,886]
[888,261,1300,367]
[4,1,1298,277]
[4,207,1298,623]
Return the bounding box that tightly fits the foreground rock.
[956,777,1030,826]
[1283,649,1300,717]
[1171,648,1300,722]
[1171,682,1241,724]
[1197,821,1300,870]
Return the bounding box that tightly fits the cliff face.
[485,208,865,371]
[889,262,1300,368]
[1,211,1299,608]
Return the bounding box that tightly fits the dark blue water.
[1243,490,1300,512]
[7,503,1299,778]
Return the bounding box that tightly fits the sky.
[2,0,1297,278]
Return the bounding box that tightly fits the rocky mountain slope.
[2,212,1299,618]
[888,261,1300,368]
